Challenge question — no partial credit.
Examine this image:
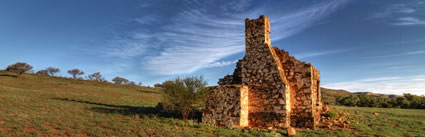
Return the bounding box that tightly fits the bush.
[160,76,209,121]
[154,83,162,88]
[112,76,129,84]
[36,70,49,76]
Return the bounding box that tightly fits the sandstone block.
[287,127,296,136]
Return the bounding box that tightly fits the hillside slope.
[321,88,353,105]
[1,71,424,136]
[0,71,169,136]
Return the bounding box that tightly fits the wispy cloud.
[134,15,158,25]
[203,60,238,68]
[106,0,348,75]
[371,50,425,58]
[374,4,414,18]
[143,5,246,74]
[407,50,425,55]
[103,37,159,58]
[294,49,351,59]
[374,3,425,26]
[392,17,425,26]
[139,2,153,8]
[270,0,349,41]
[220,0,252,12]
[388,65,416,70]
[399,8,415,13]
[323,75,425,96]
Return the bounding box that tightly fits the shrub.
[36,70,49,76]
[160,76,209,121]
[112,76,129,84]
[154,83,162,88]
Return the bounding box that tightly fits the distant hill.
[321,88,400,105]
[352,92,400,98]
[321,88,352,105]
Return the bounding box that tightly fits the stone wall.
[202,85,249,127]
[217,60,242,85]
[273,48,321,128]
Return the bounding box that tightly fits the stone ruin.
[202,15,323,129]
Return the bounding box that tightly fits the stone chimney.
[245,15,271,56]
[242,15,292,128]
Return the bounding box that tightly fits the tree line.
[336,93,425,109]
[4,62,142,86]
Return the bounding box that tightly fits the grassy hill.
[1,71,424,136]
[321,88,402,105]
[321,88,353,105]
[352,92,400,98]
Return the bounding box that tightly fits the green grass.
[0,71,424,136]
[335,106,425,137]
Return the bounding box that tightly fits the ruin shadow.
[51,97,201,122]
[0,74,17,78]
[137,90,162,94]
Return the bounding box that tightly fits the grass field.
[1,71,424,137]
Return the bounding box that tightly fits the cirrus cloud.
[105,0,349,75]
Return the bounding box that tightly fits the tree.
[36,70,49,76]
[128,81,136,85]
[340,95,360,106]
[112,76,129,84]
[335,93,425,109]
[88,72,106,82]
[160,76,210,121]
[403,93,421,108]
[67,69,84,79]
[154,83,162,88]
[6,62,33,78]
[46,67,60,76]
[396,97,410,108]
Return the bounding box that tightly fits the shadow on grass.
[52,97,136,108]
[0,74,17,78]
[137,90,161,94]
[51,98,201,121]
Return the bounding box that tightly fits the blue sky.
[1,0,425,95]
